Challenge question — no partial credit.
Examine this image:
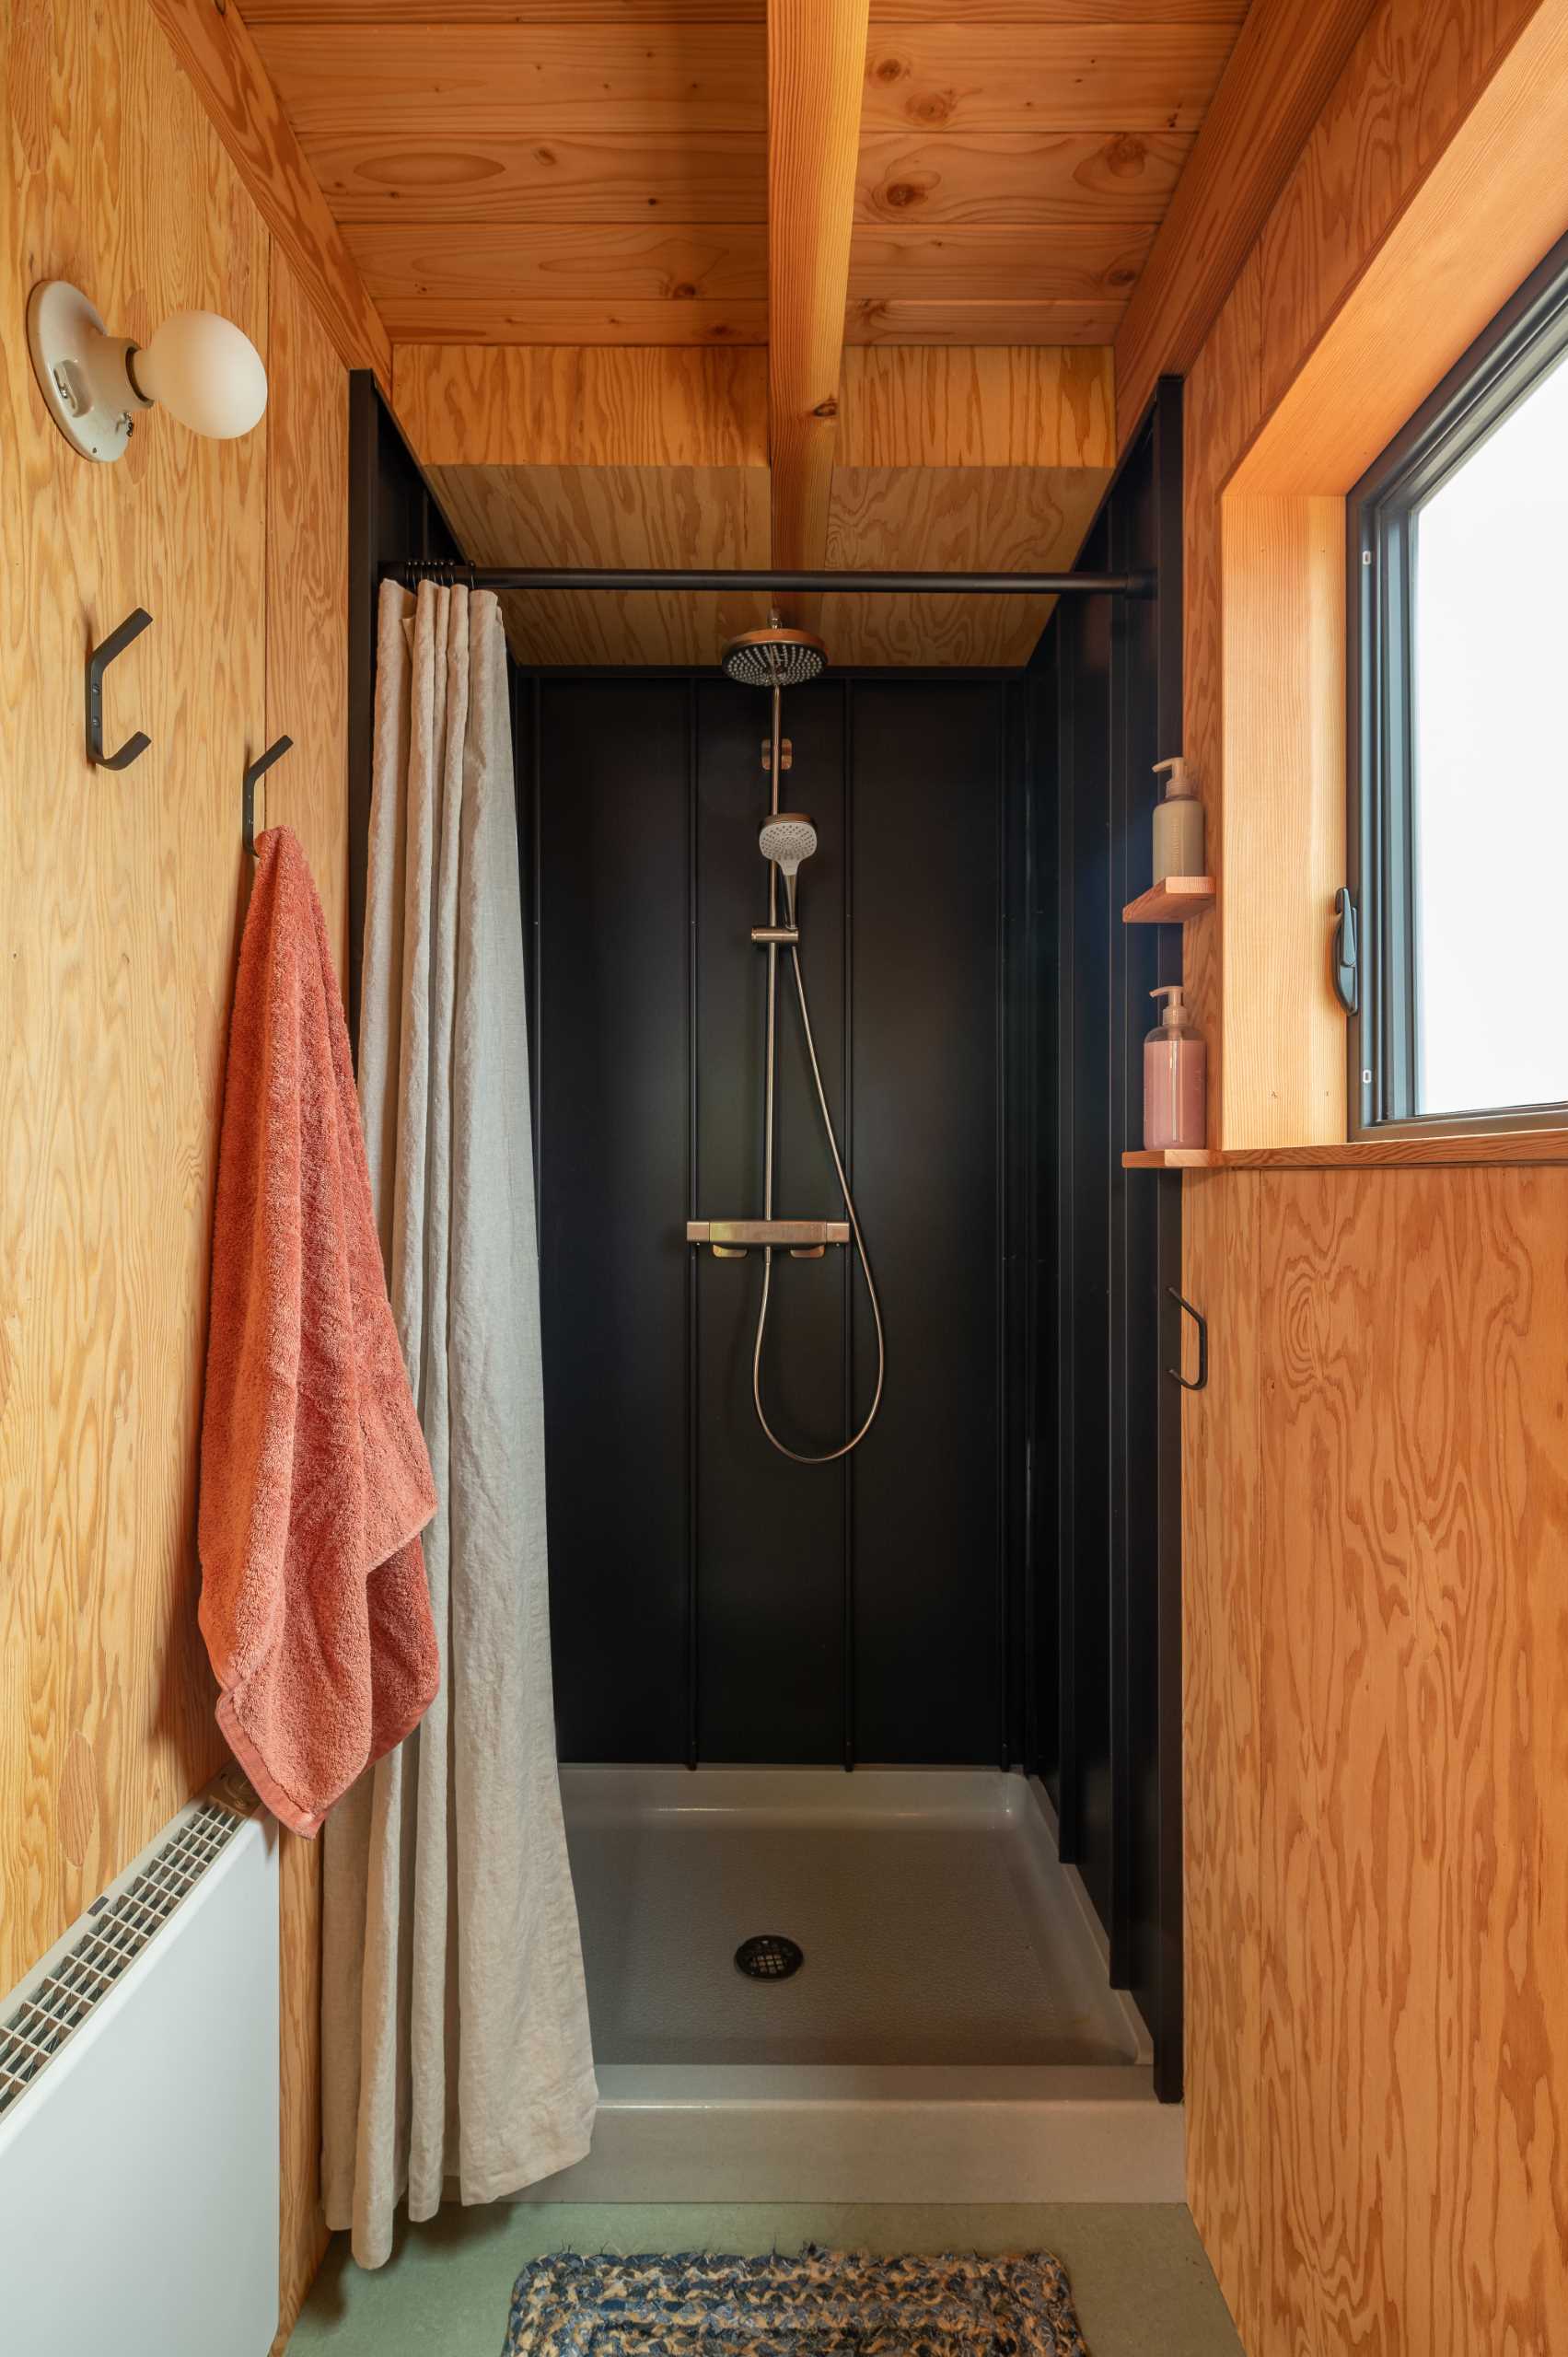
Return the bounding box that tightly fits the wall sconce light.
[26,281,268,463]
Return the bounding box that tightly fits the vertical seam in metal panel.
[996,684,1010,1771]
[531,682,544,1260]
[1057,610,1078,1857]
[1021,677,1039,1774]
[686,676,700,1769]
[1109,481,1132,1984]
[842,676,856,1771]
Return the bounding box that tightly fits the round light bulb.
[134,309,267,439]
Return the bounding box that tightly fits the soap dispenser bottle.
[1152,756,1204,886]
[1144,985,1206,1150]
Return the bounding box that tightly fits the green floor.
[287,2202,1244,2356]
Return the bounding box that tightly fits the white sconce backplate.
[27,281,142,463]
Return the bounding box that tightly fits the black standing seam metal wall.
[520,672,1020,1771]
[1031,381,1185,2100]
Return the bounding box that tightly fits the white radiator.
[0,1777,280,2357]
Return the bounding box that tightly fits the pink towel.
[198,827,438,1836]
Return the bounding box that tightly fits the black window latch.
[1332,887,1359,1016]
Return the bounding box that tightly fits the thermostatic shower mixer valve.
[681,625,886,1466]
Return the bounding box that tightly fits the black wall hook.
[87,608,152,770]
[243,737,293,857]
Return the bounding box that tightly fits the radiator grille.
[0,1798,243,2119]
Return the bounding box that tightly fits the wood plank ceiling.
[238,0,1252,663]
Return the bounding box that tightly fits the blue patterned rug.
[502,2249,1089,2357]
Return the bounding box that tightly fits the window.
[1349,234,1568,1134]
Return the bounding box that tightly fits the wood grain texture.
[1113,0,1380,447]
[1179,244,1262,1144]
[1253,0,1544,439]
[142,0,389,389]
[262,246,347,2352]
[822,462,1111,665]
[1238,0,1568,496]
[1222,1128,1568,1168]
[247,0,759,13]
[253,21,763,134]
[768,0,872,592]
[392,343,768,468]
[844,297,1126,343]
[823,343,1113,663]
[279,138,761,227]
[854,129,1193,223]
[848,223,1151,300]
[859,25,1237,132]
[245,0,1236,14]
[1219,493,1344,1151]
[1256,1168,1568,2351]
[1176,7,1568,2342]
[432,463,771,665]
[348,221,767,299]
[1176,0,1568,1160]
[395,345,770,662]
[368,298,770,346]
[872,0,1245,16]
[1,0,263,2001]
[837,344,1114,466]
[392,343,769,659]
[252,19,764,224]
[1179,1170,1264,2351]
[3,15,344,2342]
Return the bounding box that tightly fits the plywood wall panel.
[1177,10,1568,2346]
[263,247,349,2346]
[1256,1169,1568,2352]
[393,343,768,470]
[1255,0,1544,430]
[1179,1170,1264,2352]
[3,10,347,2344]
[837,344,1115,467]
[822,343,1114,665]
[0,0,267,1993]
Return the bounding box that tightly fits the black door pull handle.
[1167,1287,1208,1391]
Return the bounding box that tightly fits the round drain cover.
[735,1933,804,1981]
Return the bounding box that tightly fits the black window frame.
[1348,228,1568,1138]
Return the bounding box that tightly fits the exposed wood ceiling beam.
[1113,0,1381,446]
[767,0,871,582]
[146,0,390,391]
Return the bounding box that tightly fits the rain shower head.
[759,813,818,877]
[722,624,828,690]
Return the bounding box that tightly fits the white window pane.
[1412,351,1568,1115]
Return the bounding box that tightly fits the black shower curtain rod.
[386,559,1155,598]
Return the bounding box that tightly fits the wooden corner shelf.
[1122,876,1215,924]
[1121,1148,1219,1168]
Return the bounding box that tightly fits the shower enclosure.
[351,375,1184,2202]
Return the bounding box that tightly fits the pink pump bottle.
[1144,984,1206,1151]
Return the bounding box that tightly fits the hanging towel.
[198,825,439,1837]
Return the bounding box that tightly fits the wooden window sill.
[1124,1129,1568,1171]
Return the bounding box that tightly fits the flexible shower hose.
[751,877,885,1464]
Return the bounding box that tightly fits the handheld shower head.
[759,813,818,877]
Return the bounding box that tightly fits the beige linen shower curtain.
[321,580,597,2268]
